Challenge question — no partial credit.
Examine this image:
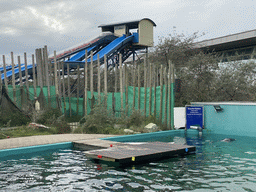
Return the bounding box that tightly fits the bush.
[65,115,83,123]
[35,108,71,134]
[36,108,62,125]
[79,101,115,134]
[54,120,71,134]
[0,125,56,139]
[0,111,30,127]
[126,110,145,128]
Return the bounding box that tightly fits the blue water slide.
[65,34,134,66]
[68,45,96,61]
[1,34,134,81]
[88,34,133,62]
[0,64,25,73]
[1,64,34,80]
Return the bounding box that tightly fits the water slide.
[68,45,96,61]
[65,34,134,64]
[0,64,25,73]
[49,32,117,61]
[1,33,134,81]
[1,64,33,80]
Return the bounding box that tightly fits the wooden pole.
[18,56,24,110]
[125,64,128,111]
[133,62,136,110]
[49,56,53,86]
[115,62,117,93]
[43,46,51,107]
[57,61,62,98]
[24,53,30,107]
[39,49,44,88]
[137,64,140,111]
[97,54,100,102]
[84,50,88,115]
[18,56,23,88]
[159,65,163,123]
[77,65,80,115]
[170,61,175,130]
[168,61,171,129]
[41,49,45,86]
[57,61,62,111]
[146,49,150,88]
[164,67,167,126]
[90,51,93,99]
[119,54,123,110]
[62,62,66,115]
[153,65,156,117]
[54,51,59,95]
[24,52,29,91]
[67,63,71,116]
[123,63,126,102]
[156,68,159,86]
[54,51,59,110]
[2,55,8,90]
[38,49,43,88]
[35,49,40,87]
[11,52,16,103]
[149,63,152,116]
[144,55,147,117]
[104,54,107,96]
[32,54,37,98]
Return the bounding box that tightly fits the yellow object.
[132,157,135,161]
[35,100,40,111]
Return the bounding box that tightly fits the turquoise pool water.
[0,132,255,191]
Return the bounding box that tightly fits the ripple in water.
[0,133,255,191]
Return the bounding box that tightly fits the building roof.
[98,18,156,30]
[194,29,256,52]
[191,101,256,106]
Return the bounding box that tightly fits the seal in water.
[221,138,236,142]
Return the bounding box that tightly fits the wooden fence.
[1,46,175,128]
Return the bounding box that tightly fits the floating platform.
[84,142,196,164]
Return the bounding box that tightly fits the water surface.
[0,132,255,191]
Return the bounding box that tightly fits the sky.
[1,0,256,65]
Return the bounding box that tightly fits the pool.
[0,131,255,191]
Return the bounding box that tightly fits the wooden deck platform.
[84,142,196,164]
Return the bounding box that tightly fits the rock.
[124,129,134,133]
[144,123,158,132]
[28,123,50,129]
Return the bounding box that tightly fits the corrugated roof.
[191,101,256,106]
[194,28,256,51]
[98,18,156,29]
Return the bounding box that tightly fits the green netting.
[124,85,170,123]
[7,85,60,110]
[6,84,173,124]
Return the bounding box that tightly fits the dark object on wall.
[213,105,223,112]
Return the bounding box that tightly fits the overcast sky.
[1,0,256,65]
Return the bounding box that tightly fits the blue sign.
[186,106,204,129]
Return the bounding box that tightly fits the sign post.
[185,105,204,130]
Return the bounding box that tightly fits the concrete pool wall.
[191,102,256,137]
[0,142,73,159]
[101,129,199,142]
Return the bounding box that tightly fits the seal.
[221,138,236,142]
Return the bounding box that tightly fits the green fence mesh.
[6,85,172,123]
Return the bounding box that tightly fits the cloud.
[1,0,256,65]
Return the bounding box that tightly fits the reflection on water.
[0,132,255,191]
